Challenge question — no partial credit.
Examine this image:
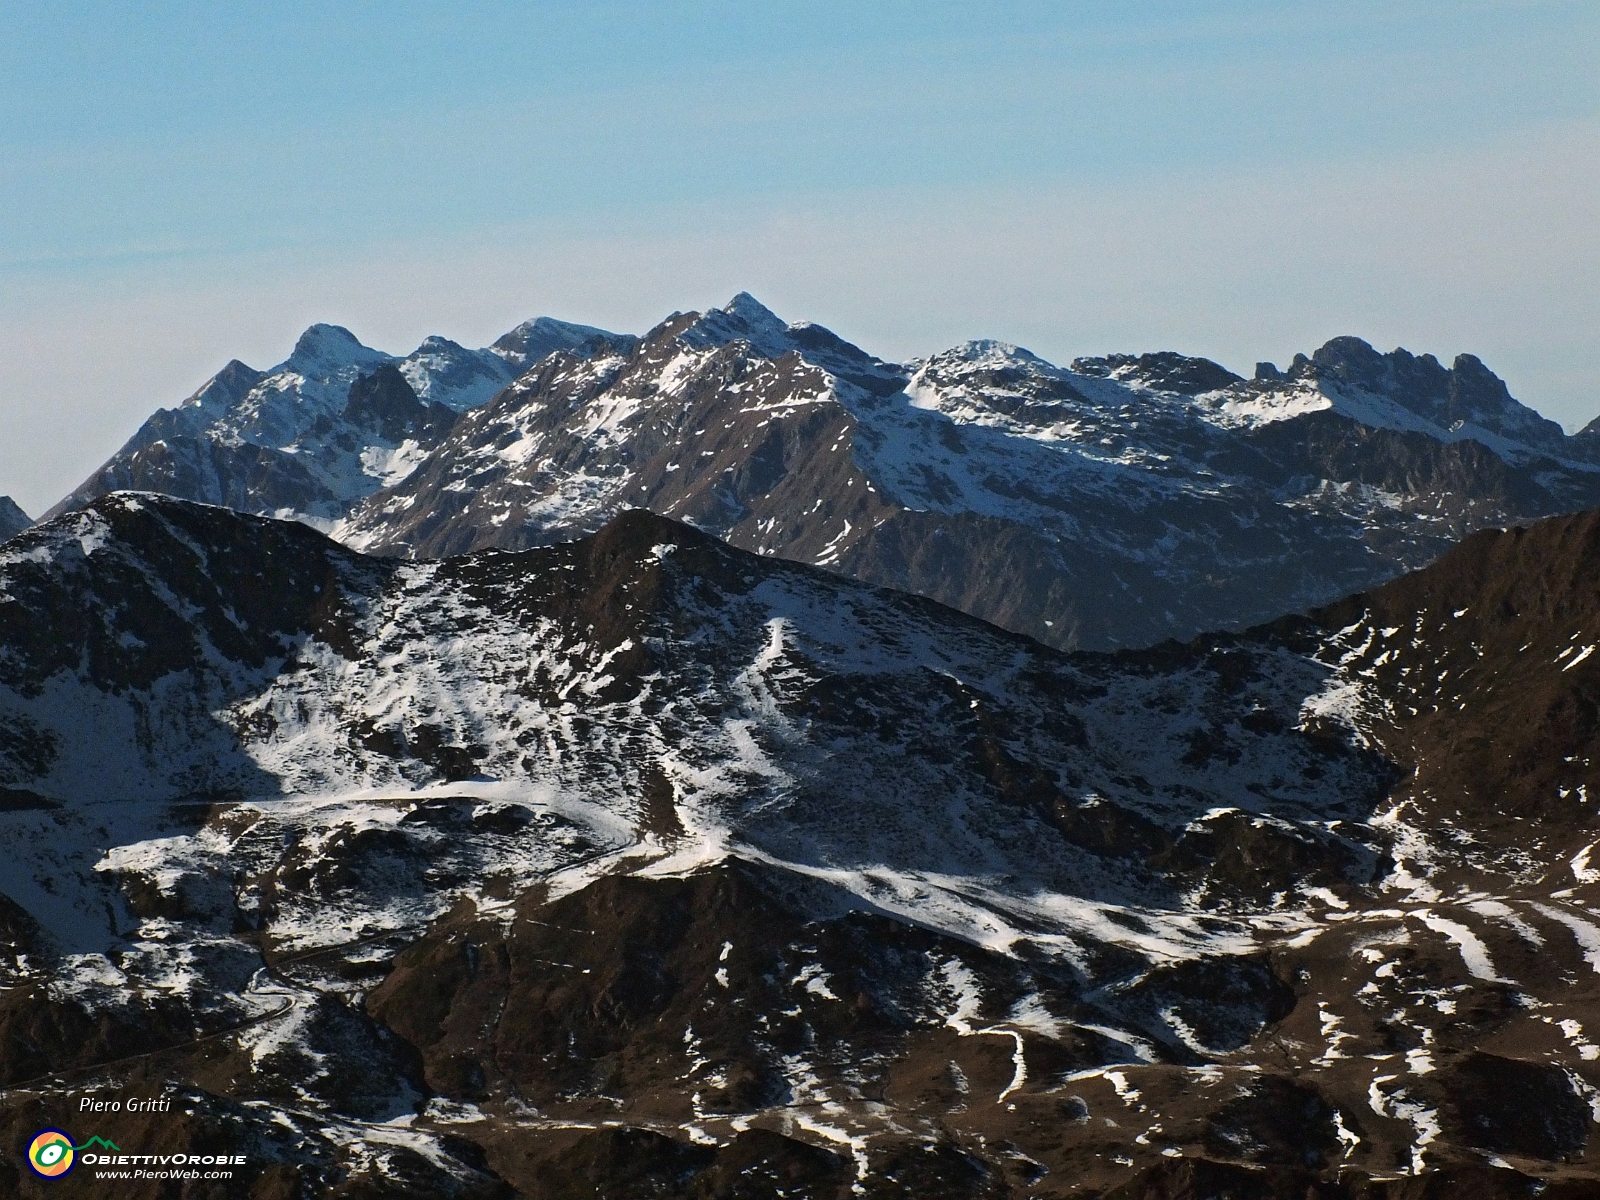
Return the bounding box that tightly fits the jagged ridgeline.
[3,493,1600,1194]
[43,295,1600,653]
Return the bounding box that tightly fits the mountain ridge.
[334,293,1600,652]
[44,313,623,526]
[37,293,1599,654]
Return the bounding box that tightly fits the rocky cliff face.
[337,295,1600,652]
[3,493,1600,1196]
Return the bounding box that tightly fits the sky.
[1,0,1596,516]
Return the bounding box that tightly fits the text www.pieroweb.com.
[82,1151,245,1182]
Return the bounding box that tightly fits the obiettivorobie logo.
[26,1127,248,1180]
[27,1130,120,1179]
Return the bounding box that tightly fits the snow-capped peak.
[490,316,627,371]
[678,292,796,359]
[1241,336,1574,460]
[284,323,392,377]
[178,358,265,416]
[411,334,466,356]
[932,339,1044,367]
[907,339,1091,414]
[674,293,908,395]
[46,312,628,526]
[722,290,789,333]
[398,336,515,411]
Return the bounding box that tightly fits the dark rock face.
[343,363,460,446]
[1070,350,1244,395]
[0,496,30,543]
[0,494,376,697]
[1305,338,1567,452]
[1295,508,1600,840]
[6,496,1600,1193]
[1202,1075,1345,1166]
[1434,1054,1592,1162]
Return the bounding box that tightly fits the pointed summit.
[670,293,906,394]
[178,358,265,417]
[211,358,264,393]
[679,292,794,358]
[722,290,787,332]
[0,496,31,542]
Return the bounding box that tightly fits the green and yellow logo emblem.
[26,1131,120,1179]
[27,1129,75,1178]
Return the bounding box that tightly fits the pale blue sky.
[2,1,1597,514]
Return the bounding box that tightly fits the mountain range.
[3,492,1600,1195]
[8,297,1600,1196]
[45,316,618,528]
[36,294,1600,651]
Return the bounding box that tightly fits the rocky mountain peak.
[177,358,266,420]
[1304,336,1564,450]
[396,335,516,411]
[45,311,626,529]
[210,357,265,394]
[409,334,464,357]
[944,338,1039,364]
[675,293,906,395]
[1448,350,1519,417]
[285,323,390,377]
[0,496,30,543]
[678,291,795,358]
[342,364,458,446]
[724,288,785,327]
[913,340,1091,413]
[1069,351,1243,395]
[1309,335,1450,399]
[1311,333,1405,377]
[489,315,627,371]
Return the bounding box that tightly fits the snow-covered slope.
[5,493,1600,1194]
[46,316,624,528]
[0,494,1381,957]
[339,295,1600,653]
